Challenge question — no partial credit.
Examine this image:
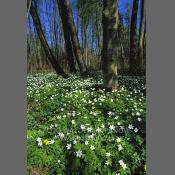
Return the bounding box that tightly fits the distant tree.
[129,0,139,75]
[101,0,119,90]
[28,0,68,78]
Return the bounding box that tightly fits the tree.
[57,0,88,76]
[28,0,68,78]
[76,0,103,68]
[129,0,139,75]
[57,0,76,73]
[138,0,146,73]
[101,0,119,90]
[118,11,125,74]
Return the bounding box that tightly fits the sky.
[28,0,141,46]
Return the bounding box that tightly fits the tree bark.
[129,0,139,75]
[28,0,68,78]
[101,0,119,90]
[138,0,146,73]
[116,7,125,74]
[57,0,88,76]
[57,0,76,73]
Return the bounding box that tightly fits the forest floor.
[27,72,146,175]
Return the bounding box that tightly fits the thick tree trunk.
[129,0,139,75]
[57,0,88,76]
[138,0,146,73]
[57,0,76,73]
[28,0,68,78]
[101,0,119,90]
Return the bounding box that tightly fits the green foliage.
[27,73,146,175]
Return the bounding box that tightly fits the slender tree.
[129,0,139,75]
[28,0,68,78]
[118,13,125,74]
[101,0,119,90]
[138,0,146,73]
[57,0,88,76]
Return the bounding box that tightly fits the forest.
[27,0,146,174]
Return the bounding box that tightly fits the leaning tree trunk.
[57,0,88,76]
[101,0,119,90]
[138,0,146,73]
[129,0,139,75]
[57,0,76,73]
[28,0,68,78]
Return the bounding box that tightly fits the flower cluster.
[27,73,146,175]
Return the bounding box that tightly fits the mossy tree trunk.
[101,0,119,90]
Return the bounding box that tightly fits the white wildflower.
[137,117,142,122]
[50,124,54,129]
[38,141,43,147]
[117,137,121,143]
[87,127,93,133]
[75,150,83,158]
[90,145,95,150]
[119,160,127,170]
[71,120,75,124]
[101,124,105,128]
[128,124,134,130]
[36,137,42,142]
[109,125,115,131]
[96,127,102,133]
[136,112,141,116]
[108,111,113,116]
[106,152,111,157]
[105,160,110,165]
[66,144,72,150]
[85,141,89,145]
[49,139,55,144]
[80,124,86,130]
[118,144,123,151]
[57,115,61,119]
[73,140,77,144]
[134,128,139,133]
[58,132,65,138]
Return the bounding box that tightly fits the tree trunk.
[138,0,146,73]
[28,0,68,78]
[83,22,88,66]
[57,0,76,73]
[101,0,119,90]
[57,0,88,76]
[142,25,146,73]
[116,7,125,74]
[129,0,139,75]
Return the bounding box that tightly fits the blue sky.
[28,0,141,46]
